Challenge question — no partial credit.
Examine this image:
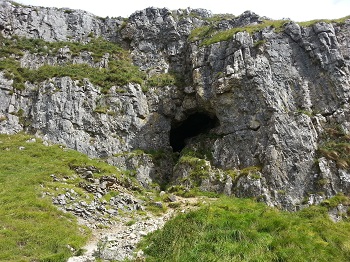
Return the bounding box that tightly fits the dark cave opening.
[170,112,219,152]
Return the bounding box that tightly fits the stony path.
[68,197,204,262]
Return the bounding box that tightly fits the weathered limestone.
[1,1,350,209]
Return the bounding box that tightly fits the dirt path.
[68,196,207,262]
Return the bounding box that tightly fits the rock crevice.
[1,1,350,209]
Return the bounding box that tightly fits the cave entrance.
[170,112,219,152]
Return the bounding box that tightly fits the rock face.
[1,1,350,209]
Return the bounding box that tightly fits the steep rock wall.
[1,1,350,209]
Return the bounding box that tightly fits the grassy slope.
[0,133,128,262]
[140,197,350,262]
[189,15,350,47]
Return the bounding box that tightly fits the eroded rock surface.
[1,1,350,210]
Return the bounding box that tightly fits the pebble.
[168,194,177,202]
[25,138,36,143]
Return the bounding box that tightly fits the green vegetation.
[168,145,262,197]
[189,26,213,42]
[63,9,74,15]
[0,34,146,91]
[180,147,213,162]
[254,39,266,48]
[172,146,216,191]
[120,18,129,30]
[168,185,220,198]
[0,33,128,59]
[205,13,236,23]
[94,105,110,114]
[147,69,187,88]
[0,133,136,261]
[189,20,288,46]
[0,33,185,92]
[321,193,350,208]
[189,14,350,47]
[318,126,350,170]
[296,108,313,117]
[139,196,350,262]
[177,155,211,187]
[297,15,350,27]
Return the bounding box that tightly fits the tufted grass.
[318,126,350,170]
[139,196,350,262]
[0,33,185,90]
[189,20,288,46]
[189,15,350,47]
[0,33,146,91]
[0,133,132,261]
[297,15,350,27]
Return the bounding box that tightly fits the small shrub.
[94,106,109,114]
[120,18,129,30]
[147,73,177,87]
[297,109,313,117]
[318,125,350,170]
[64,9,73,14]
[318,178,329,186]
[240,165,262,176]
[225,169,238,180]
[254,39,266,47]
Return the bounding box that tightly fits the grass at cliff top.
[139,196,350,262]
[0,133,125,261]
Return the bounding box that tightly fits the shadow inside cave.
[169,112,219,152]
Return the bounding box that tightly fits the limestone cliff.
[1,1,350,209]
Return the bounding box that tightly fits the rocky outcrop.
[0,0,122,41]
[1,1,350,209]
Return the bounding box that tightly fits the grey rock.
[167,194,177,202]
[0,1,123,42]
[153,201,163,208]
[1,1,350,210]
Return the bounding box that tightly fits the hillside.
[1,1,350,261]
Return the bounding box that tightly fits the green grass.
[189,14,350,47]
[0,33,147,91]
[176,155,211,187]
[0,133,135,261]
[189,20,288,46]
[318,126,350,170]
[5,34,128,60]
[205,13,236,23]
[297,15,350,27]
[0,33,186,90]
[147,73,177,87]
[139,196,350,262]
